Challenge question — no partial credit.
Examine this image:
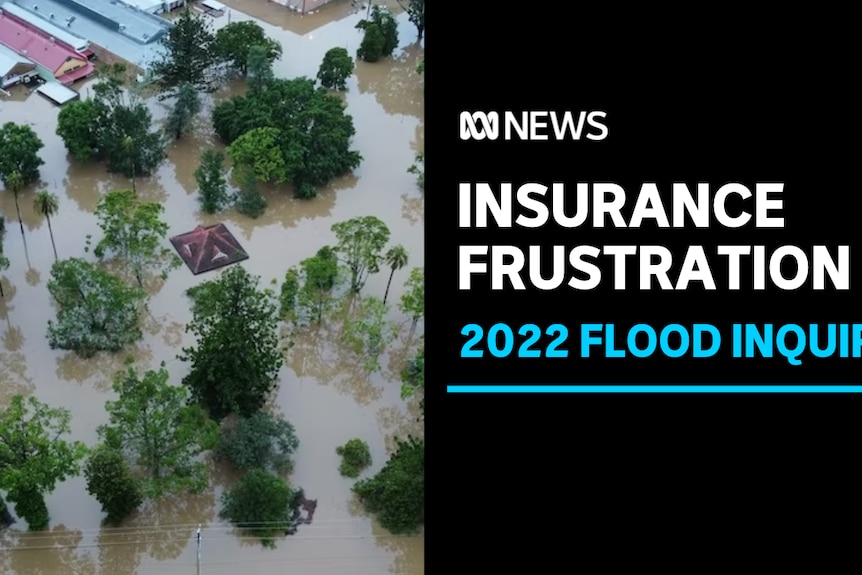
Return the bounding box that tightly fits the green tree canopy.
[336,438,372,478]
[56,78,166,177]
[0,122,45,187]
[353,436,424,534]
[217,412,299,474]
[220,469,295,547]
[195,149,231,213]
[84,445,144,525]
[180,266,284,420]
[212,77,362,197]
[317,47,354,90]
[91,189,180,287]
[397,0,425,40]
[356,6,399,62]
[228,127,288,183]
[46,258,146,357]
[399,266,424,327]
[214,21,282,76]
[281,246,341,325]
[151,8,217,95]
[331,215,391,293]
[0,396,88,531]
[165,82,202,140]
[98,361,218,497]
[342,295,396,372]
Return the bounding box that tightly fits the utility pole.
[196,524,202,575]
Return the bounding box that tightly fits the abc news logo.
[459,110,608,141]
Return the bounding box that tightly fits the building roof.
[0,0,166,69]
[170,224,250,275]
[0,2,89,51]
[51,0,169,44]
[0,12,88,69]
[118,0,163,12]
[36,80,78,103]
[0,39,34,74]
[202,0,225,10]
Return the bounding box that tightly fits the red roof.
[0,12,90,72]
[170,224,249,275]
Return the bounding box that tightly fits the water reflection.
[55,346,154,389]
[0,338,35,406]
[287,322,384,405]
[355,44,425,118]
[0,526,97,575]
[96,490,217,573]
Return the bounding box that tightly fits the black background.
[426,7,858,569]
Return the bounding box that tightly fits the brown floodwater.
[0,1,425,572]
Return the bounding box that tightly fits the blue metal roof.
[52,0,169,43]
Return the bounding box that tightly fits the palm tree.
[7,171,25,236]
[383,245,408,305]
[33,190,60,261]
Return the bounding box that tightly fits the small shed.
[170,223,249,275]
[36,82,80,105]
[199,0,225,15]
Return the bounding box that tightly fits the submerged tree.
[56,72,166,177]
[33,190,60,261]
[46,258,146,357]
[317,47,354,90]
[353,436,424,534]
[214,21,282,77]
[342,295,396,372]
[220,469,295,547]
[383,245,408,305]
[0,122,45,188]
[98,361,218,497]
[84,445,144,525]
[165,82,202,140]
[233,168,267,218]
[331,216,391,293]
[195,149,231,213]
[247,44,275,91]
[289,246,341,325]
[217,412,299,474]
[399,267,424,329]
[91,190,180,287]
[397,0,425,40]
[212,77,362,198]
[0,396,88,531]
[180,266,284,420]
[151,7,217,95]
[336,438,372,478]
[356,6,399,62]
[400,345,424,416]
[407,153,424,190]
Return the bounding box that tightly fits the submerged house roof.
[170,224,249,275]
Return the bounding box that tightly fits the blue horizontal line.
[447,385,862,393]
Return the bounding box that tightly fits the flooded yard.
[0,0,425,572]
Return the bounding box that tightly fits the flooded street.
[0,0,425,572]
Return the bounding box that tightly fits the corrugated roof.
[0,12,88,69]
[52,0,169,43]
[1,2,88,51]
[37,79,79,103]
[119,0,163,12]
[0,0,166,69]
[0,40,34,73]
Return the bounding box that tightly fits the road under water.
[0,1,425,572]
